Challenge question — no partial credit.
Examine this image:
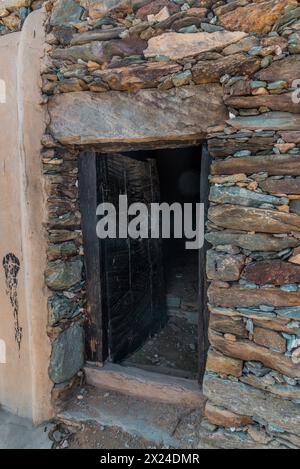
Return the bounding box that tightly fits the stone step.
[84,363,203,407]
[58,385,204,449]
[121,361,197,380]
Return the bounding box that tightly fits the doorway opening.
[79,144,209,383]
[122,147,201,379]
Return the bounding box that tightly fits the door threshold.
[84,363,203,407]
[58,384,205,449]
[121,360,197,380]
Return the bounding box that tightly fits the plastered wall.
[0,10,53,423]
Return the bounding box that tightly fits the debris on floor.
[49,423,73,449]
[65,422,162,450]
[57,385,205,449]
[123,251,199,379]
[124,317,198,379]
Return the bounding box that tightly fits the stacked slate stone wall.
[43,142,85,405]
[203,123,300,448]
[0,1,47,35]
[39,0,300,446]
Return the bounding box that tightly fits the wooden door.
[79,151,166,363]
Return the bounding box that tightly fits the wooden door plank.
[98,153,166,362]
[79,151,108,364]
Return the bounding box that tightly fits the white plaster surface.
[0,10,53,423]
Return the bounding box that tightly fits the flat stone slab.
[225,93,300,114]
[260,178,300,195]
[227,112,300,131]
[218,0,296,35]
[211,154,300,176]
[210,330,300,379]
[209,135,275,158]
[48,86,227,146]
[206,231,299,252]
[206,348,243,378]
[208,284,300,308]
[279,131,300,144]
[199,425,269,449]
[209,204,300,233]
[209,186,288,207]
[93,61,182,91]
[193,54,260,85]
[256,55,300,84]
[204,373,300,436]
[51,38,147,64]
[144,31,247,60]
[207,250,245,282]
[243,260,300,285]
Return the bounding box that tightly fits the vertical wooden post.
[198,143,211,384]
[78,151,107,364]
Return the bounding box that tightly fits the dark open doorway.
[121,147,201,379]
[79,144,210,383]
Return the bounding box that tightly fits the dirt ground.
[50,383,204,450]
[124,251,199,379]
[71,424,162,450]
[50,422,167,449]
[125,317,198,379]
[49,251,201,450]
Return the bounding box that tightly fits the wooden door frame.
[79,150,108,365]
[78,144,211,382]
[198,143,211,384]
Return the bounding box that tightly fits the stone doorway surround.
[1,0,300,449]
[45,78,227,387]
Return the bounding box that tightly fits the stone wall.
[203,122,300,448]
[43,142,85,405]
[40,0,300,447]
[0,1,47,35]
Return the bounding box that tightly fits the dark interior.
[119,146,202,379]
[79,145,204,378]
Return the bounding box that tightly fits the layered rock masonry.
[36,0,300,447]
[201,0,300,443]
[202,121,300,448]
[43,143,85,402]
[0,1,47,35]
[40,0,300,97]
